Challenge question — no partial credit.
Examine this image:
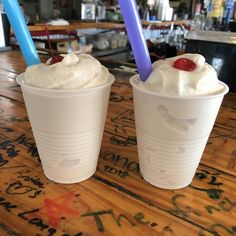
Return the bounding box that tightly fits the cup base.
[141,174,193,190]
[42,164,97,184]
[140,165,194,190]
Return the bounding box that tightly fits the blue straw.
[2,0,40,66]
[118,0,152,81]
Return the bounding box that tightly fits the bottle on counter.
[96,0,106,21]
[192,0,206,30]
[206,0,213,17]
[212,0,223,17]
[81,0,96,20]
[144,0,157,21]
[149,4,157,21]
[195,0,202,16]
[157,0,170,21]
[143,5,150,21]
[204,1,214,30]
[157,0,165,21]
[211,0,224,28]
[222,0,235,25]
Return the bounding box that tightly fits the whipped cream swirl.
[24,53,109,90]
[141,54,225,96]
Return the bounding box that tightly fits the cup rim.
[129,74,229,100]
[16,73,115,94]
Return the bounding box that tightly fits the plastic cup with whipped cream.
[130,53,229,189]
[17,53,115,184]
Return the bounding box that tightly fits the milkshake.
[130,53,228,189]
[24,53,109,89]
[17,53,115,184]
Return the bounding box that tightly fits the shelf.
[27,20,189,32]
[28,22,125,32]
[142,20,189,28]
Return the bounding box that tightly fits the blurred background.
[1,0,236,91]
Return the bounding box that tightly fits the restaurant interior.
[0,0,235,235]
[1,0,236,91]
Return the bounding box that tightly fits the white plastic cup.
[130,75,229,189]
[17,73,114,184]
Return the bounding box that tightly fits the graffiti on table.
[0,127,14,133]
[170,193,236,236]
[3,116,29,123]
[110,91,133,103]
[6,181,42,199]
[110,109,136,146]
[190,169,224,199]
[15,169,44,189]
[103,165,129,179]
[205,196,236,214]
[81,209,162,233]
[100,150,139,173]
[100,150,139,179]
[0,133,39,161]
[0,222,22,236]
[170,194,201,218]
[199,224,236,236]
[0,196,17,212]
[18,208,57,235]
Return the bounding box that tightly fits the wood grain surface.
[0,51,235,236]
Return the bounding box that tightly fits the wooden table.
[0,51,235,236]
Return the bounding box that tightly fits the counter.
[186,30,236,92]
[26,20,188,32]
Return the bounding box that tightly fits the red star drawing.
[38,191,80,227]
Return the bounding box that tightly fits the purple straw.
[118,0,152,81]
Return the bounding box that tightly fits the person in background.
[51,8,61,19]
[48,8,69,25]
[177,0,189,19]
[19,3,33,25]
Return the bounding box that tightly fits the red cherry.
[49,55,64,64]
[172,58,196,71]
